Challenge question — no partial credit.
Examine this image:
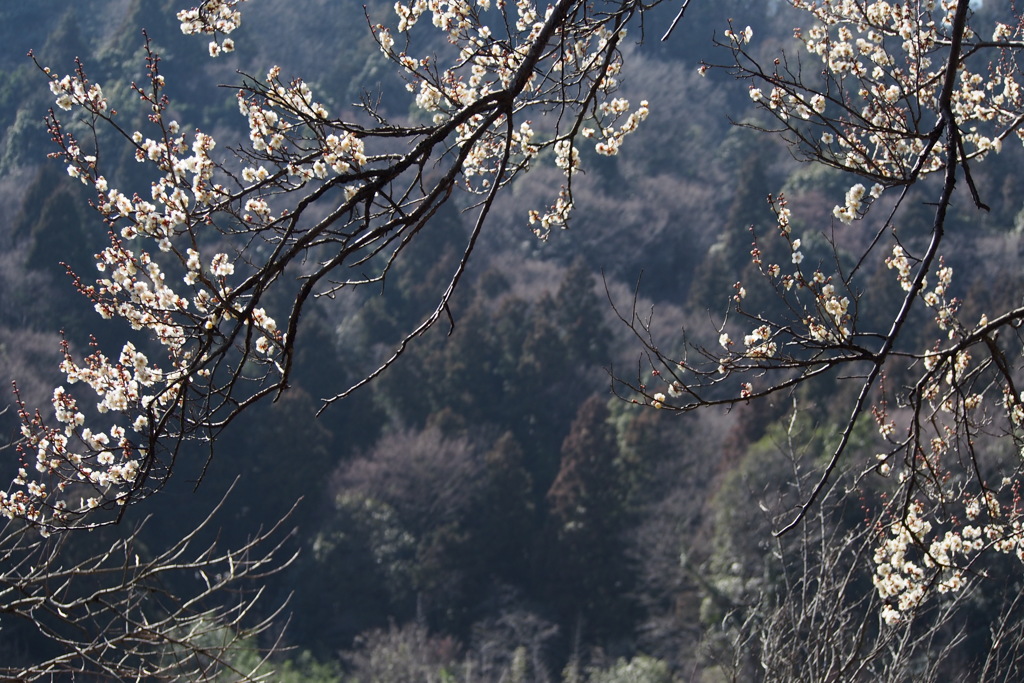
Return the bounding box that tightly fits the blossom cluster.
[736,0,1024,221]
[805,0,1005,164]
[7,53,287,528]
[874,491,1024,626]
[5,341,159,526]
[185,0,653,240]
[379,0,652,237]
[832,182,883,223]
[232,67,368,201]
[47,72,107,113]
[869,242,1024,618]
[177,0,243,56]
[884,246,962,346]
[695,196,865,407]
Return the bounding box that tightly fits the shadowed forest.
[3,1,1024,680]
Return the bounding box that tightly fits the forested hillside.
[3,1,1024,680]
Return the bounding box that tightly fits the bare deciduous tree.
[0,482,296,681]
